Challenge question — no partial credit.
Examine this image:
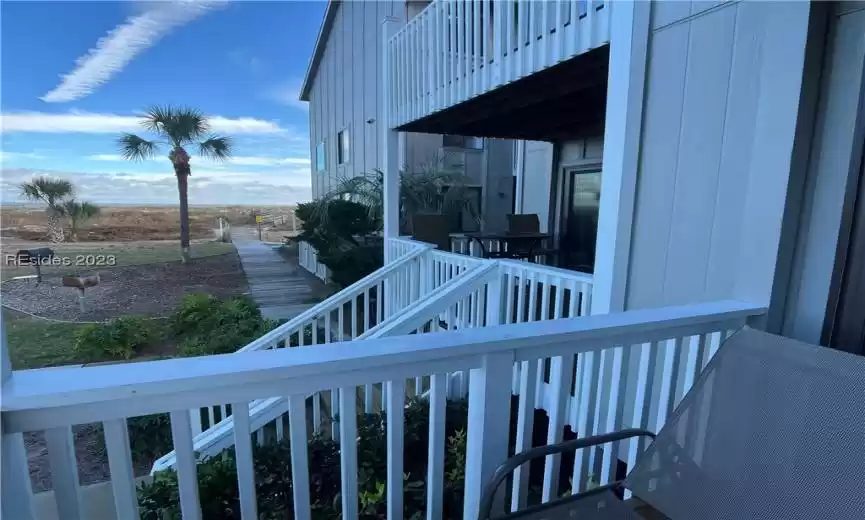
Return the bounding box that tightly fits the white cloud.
[41,1,224,103]
[0,151,45,161]
[227,156,310,167]
[1,110,288,135]
[88,154,126,161]
[265,79,308,110]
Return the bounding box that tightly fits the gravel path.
[2,253,249,321]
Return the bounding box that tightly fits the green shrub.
[137,397,469,520]
[171,294,281,357]
[319,242,384,288]
[73,316,155,361]
[296,199,383,288]
[169,293,220,337]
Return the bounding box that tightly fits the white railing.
[2,300,765,520]
[388,0,612,127]
[153,243,443,470]
[154,243,490,471]
[297,240,329,281]
[160,240,595,471]
[388,236,432,259]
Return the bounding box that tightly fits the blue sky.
[0,0,325,205]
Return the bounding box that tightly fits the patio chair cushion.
[623,327,865,520]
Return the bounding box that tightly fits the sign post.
[255,214,263,241]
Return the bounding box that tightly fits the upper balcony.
[387,0,611,139]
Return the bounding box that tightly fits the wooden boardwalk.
[232,228,325,320]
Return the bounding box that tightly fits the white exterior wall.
[308,0,404,199]
[623,1,813,310]
[306,1,513,207]
[519,141,555,232]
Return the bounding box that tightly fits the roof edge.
[299,0,340,102]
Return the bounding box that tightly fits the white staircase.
[152,239,594,473]
[151,240,495,472]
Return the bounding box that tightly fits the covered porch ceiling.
[396,46,610,142]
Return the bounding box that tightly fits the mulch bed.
[24,425,156,493]
[8,253,251,491]
[1,253,249,321]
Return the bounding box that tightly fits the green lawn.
[3,309,88,369]
[1,241,235,281]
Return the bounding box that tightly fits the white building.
[3,2,864,519]
[299,0,517,234]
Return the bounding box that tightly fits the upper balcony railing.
[388,0,612,127]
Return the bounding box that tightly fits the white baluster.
[463,352,514,519]
[539,273,551,320]
[232,402,258,519]
[504,270,516,324]
[170,409,203,520]
[572,350,601,493]
[599,346,628,486]
[386,379,406,520]
[45,426,82,520]
[555,0,565,62]
[541,355,575,502]
[582,0,594,52]
[313,393,322,434]
[426,374,447,520]
[580,281,592,316]
[1,432,36,520]
[289,395,312,520]
[515,272,526,323]
[339,387,359,520]
[275,415,285,441]
[624,342,650,498]
[511,359,538,512]
[331,389,340,440]
[653,340,677,431]
[364,384,374,414]
[103,419,139,519]
[473,0,481,96]
[189,408,203,437]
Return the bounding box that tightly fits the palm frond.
[199,135,233,161]
[141,105,209,145]
[62,199,100,219]
[117,133,158,162]
[19,176,74,207]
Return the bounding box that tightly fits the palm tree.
[19,177,74,242]
[117,106,232,263]
[62,200,100,241]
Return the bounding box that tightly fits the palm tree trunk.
[47,211,64,243]
[176,173,192,263]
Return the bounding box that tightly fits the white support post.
[382,17,402,265]
[592,0,650,315]
[463,351,514,519]
[0,312,35,520]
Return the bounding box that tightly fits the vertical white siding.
[625,1,813,310]
[520,141,555,232]
[304,1,512,208]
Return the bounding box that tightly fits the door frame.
[555,163,603,269]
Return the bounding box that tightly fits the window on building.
[443,135,483,149]
[337,129,350,164]
[316,141,326,172]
